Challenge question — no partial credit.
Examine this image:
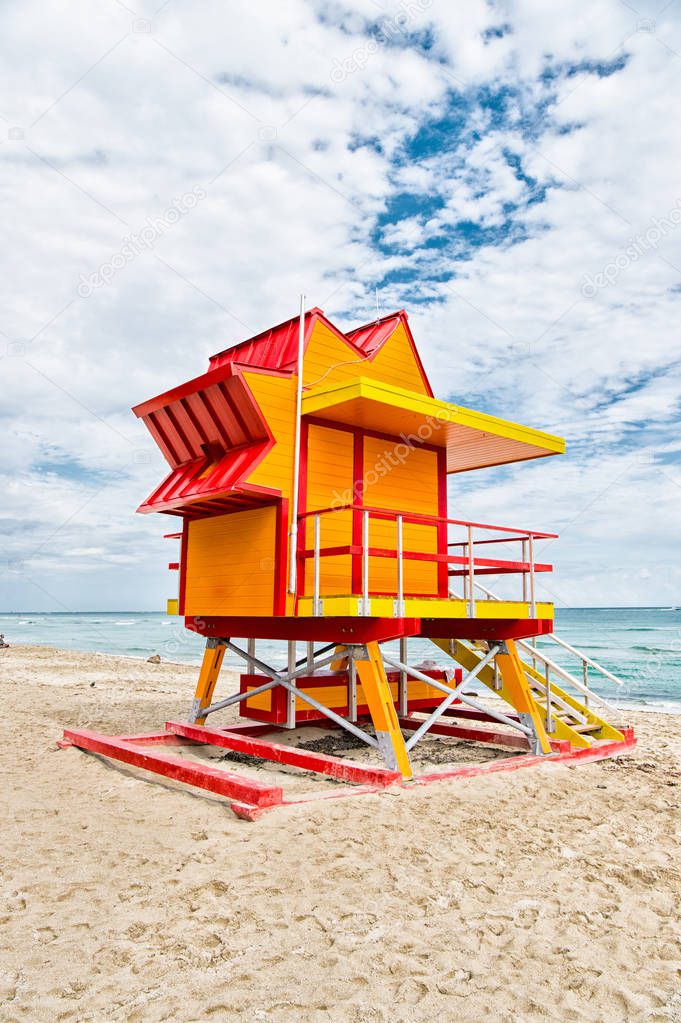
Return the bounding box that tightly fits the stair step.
[531,693,588,722]
[540,710,599,732]
[538,710,589,728]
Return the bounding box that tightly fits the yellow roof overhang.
[301,378,565,473]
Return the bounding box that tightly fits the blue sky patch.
[32,458,111,484]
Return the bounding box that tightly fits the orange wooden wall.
[242,674,448,717]
[302,320,430,396]
[241,371,297,498]
[184,505,277,616]
[303,422,354,595]
[300,422,441,599]
[361,436,439,595]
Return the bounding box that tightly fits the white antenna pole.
[288,294,305,595]
[375,285,379,321]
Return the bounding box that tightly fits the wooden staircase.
[432,638,627,749]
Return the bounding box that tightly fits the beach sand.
[1,644,680,1023]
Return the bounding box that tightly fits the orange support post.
[191,640,226,726]
[354,642,413,780]
[495,639,552,754]
[330,644,349,671]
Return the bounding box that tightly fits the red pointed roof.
[345,312,404,356]
[208,308,325,373]
[207,307,432,396]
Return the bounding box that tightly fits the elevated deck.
[295,595,554,622]
[175,504,558,642]
[169,497,559,642]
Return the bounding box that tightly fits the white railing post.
[516,639,620,713]
[362,509,369,615]
[545,662,553,733]
[287,294,306,595]
[396,514,404,616]
[348,649,358,721]
[467,525,476,618]
[548,634,624,686]
[399,636,408,716]
[528,533,536,618]
[286,640,297,728]
[522,538,528,603]
[475,577,624,707]
[313,513,321,616]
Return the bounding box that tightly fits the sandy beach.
[1,644,680,1023]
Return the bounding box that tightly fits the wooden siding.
[362,436,439,595]
[240,371,297,498]
[303,320,430,396]
[184,505,277,616]
[304,423,354,594]
[243,676,450,715]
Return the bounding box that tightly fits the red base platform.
[60,718,637,821]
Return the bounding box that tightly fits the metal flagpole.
[288,294,305,594]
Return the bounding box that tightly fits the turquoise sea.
[1,607,680,712]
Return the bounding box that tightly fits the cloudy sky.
[1,0,679,612]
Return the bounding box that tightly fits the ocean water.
[1,607,680,712]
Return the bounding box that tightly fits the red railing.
[296,504,557,617]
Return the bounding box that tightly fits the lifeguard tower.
[62,303,634,817]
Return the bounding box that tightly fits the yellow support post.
[495,640,552,754]
[330,645,349,671]
[190,640,226,726]
[354,642,412,779]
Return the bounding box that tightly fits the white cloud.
[0,0,679,610]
